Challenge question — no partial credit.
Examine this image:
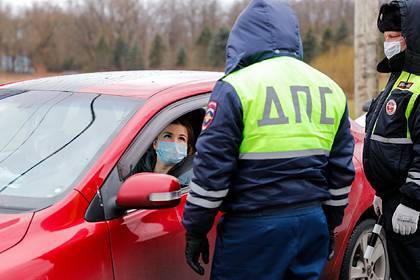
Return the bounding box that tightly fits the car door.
[93,94,215,280]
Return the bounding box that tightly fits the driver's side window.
[89,95,209,222]
[132,110,204,187]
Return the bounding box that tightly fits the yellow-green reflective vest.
[222,56,347,160]
[370,71,420,143]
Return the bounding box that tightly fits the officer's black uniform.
[364,1,420,279]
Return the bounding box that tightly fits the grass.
[310,45,357,118]
[311,44,355,100]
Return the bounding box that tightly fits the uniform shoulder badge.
[386,99,397,116]
[202,101,218,130]
[397,81,414,90]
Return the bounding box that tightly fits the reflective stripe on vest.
[371,71,420,144]
[239,149,330,160]
[370,134,413,144]
[223,56,347,160]
[405,74,420,139]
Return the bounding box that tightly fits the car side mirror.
[116,173,181,210]
[362,100,372,113]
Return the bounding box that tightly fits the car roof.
[1,70,223,99]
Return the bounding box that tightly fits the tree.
[127,43,145,70]
[95,36,111,70]
[321,27,333,52]
[113,36,129,70]
[208,27,229,68]
[196,26,212,46]
[195,25,212,67]
[302,28,317,63]
[335,19,349,43]
[62,57,80,71]
[20,5,61,69]
[0,0,357,75]
[176,47,187,67]
[149,33,165,69]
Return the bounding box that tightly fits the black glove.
[185,233,209,276]
[328,230,335,261]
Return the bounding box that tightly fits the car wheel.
[340,219,390,280]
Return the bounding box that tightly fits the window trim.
[86,93,210,221]
[117,93,210,180]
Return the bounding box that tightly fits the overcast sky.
[2,0,67,10]
[2,0,66,8]
[2,0,239,10]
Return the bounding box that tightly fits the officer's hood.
[400,0,420,74]
[225,0,303,75]
[379,0,420,74]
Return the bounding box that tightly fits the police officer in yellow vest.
[182,1,355,279]
[364,1,420,279]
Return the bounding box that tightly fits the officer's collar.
[403,49,420,75]
[377,51,405,73]
[378,50,420,75]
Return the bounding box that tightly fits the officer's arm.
[323,105,355,230]
[401,101,420,212]
[182,81,243,236]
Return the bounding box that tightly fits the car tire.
[340,219,390,280]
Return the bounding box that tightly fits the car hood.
[0,212,34,253]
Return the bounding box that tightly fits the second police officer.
[364,0,420,279]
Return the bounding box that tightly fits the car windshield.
[0,90,142,212]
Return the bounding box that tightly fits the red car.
[0,71,388,279]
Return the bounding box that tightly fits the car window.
[132,108,205,186]
[0,91,142,211]
[93,94,209,221]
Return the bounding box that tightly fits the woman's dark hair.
[134,117,197,174]
[151,117,196,155]
[170,117,196,155]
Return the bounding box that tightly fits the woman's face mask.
[156,141,187,165]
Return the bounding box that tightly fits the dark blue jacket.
[364,0,420,211]
[183,0,355,236]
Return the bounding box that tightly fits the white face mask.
[384,40,402,59]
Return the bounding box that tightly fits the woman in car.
[135,117,195,187]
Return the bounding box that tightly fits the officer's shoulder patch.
[397,81,414,90]
[386,99,397,116]
[202,101,218,130]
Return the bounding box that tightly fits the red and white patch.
[386,99,397,116]
[202,101,218,130]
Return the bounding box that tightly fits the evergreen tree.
[335,20,349,43]
[61,57,80,71]
[195,26,212,67]
[302,28,317,63]
[95,36,111,70]
[113,36,129,70]
[196,26,212,46]
[149,33,165,69]
[321,27,333,52]
[127,43,145,70]
[176,47,187,67]
[208,27,229,68]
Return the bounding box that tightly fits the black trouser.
[383,195,420,280]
